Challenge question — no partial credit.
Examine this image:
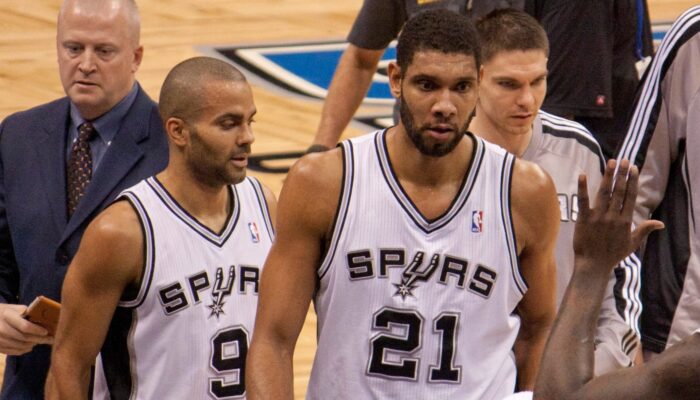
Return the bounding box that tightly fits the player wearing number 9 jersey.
[247,10,559,400]
[45,57,276,399]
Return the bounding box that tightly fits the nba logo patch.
[471,210,484,233]
[248,222,260,243]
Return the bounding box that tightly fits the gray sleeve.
[347,0,407,50]
[593,256,640,375]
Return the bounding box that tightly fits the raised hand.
[573,159,664,273]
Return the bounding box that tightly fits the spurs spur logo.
[208,266,235,319]
[393,252,440,300]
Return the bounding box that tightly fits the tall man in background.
[470,9,641,373]
[307,0,524,152]
[0,0,167,397]
[616,5,700,360]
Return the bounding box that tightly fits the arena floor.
[0,0,696,397]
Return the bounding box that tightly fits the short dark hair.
[396,9,481,73]
[159,56,246,123]
[477,8,549,63]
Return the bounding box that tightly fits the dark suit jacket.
[0,86,168,399]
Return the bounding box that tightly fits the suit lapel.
[61,89,150,244]
[34,100,70,233]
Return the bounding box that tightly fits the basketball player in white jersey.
[248,9,559,399]
[45,57,276,399]
[469,9,641,374]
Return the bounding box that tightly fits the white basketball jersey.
[93,176,274,400]
[307,130,525,400]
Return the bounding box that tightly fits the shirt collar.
[69,82,140,144]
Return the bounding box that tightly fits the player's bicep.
[54,202,143,363]
[255,152,340,344]
[512,161,559,320]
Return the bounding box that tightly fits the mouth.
[230,153,249,168]
[73,80,98,88]
[424,124,455,139]
[512,113,533,120]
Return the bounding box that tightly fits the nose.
[516,86,535,108]
[77,49,97,75]
[237,123,255,146]
[431,89,457,118]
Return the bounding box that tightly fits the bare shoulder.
[284,148,343,206]
[277,148,344,236]
[288,148,343,188]
[510,159,559,250]
[84,200,142,248]
[74,199,144,284]
[511,159,556,205]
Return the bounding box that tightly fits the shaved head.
[159,57,247,124]
[59,0,140,46]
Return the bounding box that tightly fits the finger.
[0,321,45,345]
[0,336,36,355]
[36,335,54,345]
[577,174,591,220]
[595,159,616,212]
[609,159,631,213]
[622,165,639,221]
[631,220,665,251]
[6,311,50,337]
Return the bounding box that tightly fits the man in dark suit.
[0,0,167,398]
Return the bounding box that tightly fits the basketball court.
[0,0,695,397]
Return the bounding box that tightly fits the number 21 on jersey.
[367,307,461,383]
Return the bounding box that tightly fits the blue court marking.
[264,47,396,100]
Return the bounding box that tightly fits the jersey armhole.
[500,154,528,295]
[247,176,275,241]
[117,192,156,309]
[318,141,355,279]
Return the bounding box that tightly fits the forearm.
[45,352,92,399]
[514,317,552,391]
[535,261,610,398]
[247,336,295,400]
[312,45,381,148]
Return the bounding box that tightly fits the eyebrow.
[410,74,477,83]
[215,109,257,122]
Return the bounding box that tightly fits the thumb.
[631,220,665,251]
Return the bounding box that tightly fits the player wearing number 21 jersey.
[308,131,528,399]
[247,10,558,400]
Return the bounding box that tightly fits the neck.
[157,165,230,229]
[469,111,532,157]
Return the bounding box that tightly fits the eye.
[454,81,472,92]
[497,80,517,90]
[220,120,241,130]
[64,43,82,56]
[416,79,436,91]
[96,47,116,59]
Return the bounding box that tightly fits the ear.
[132,46,144,73]
[165,117,188,147]
[387,61,402,99]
